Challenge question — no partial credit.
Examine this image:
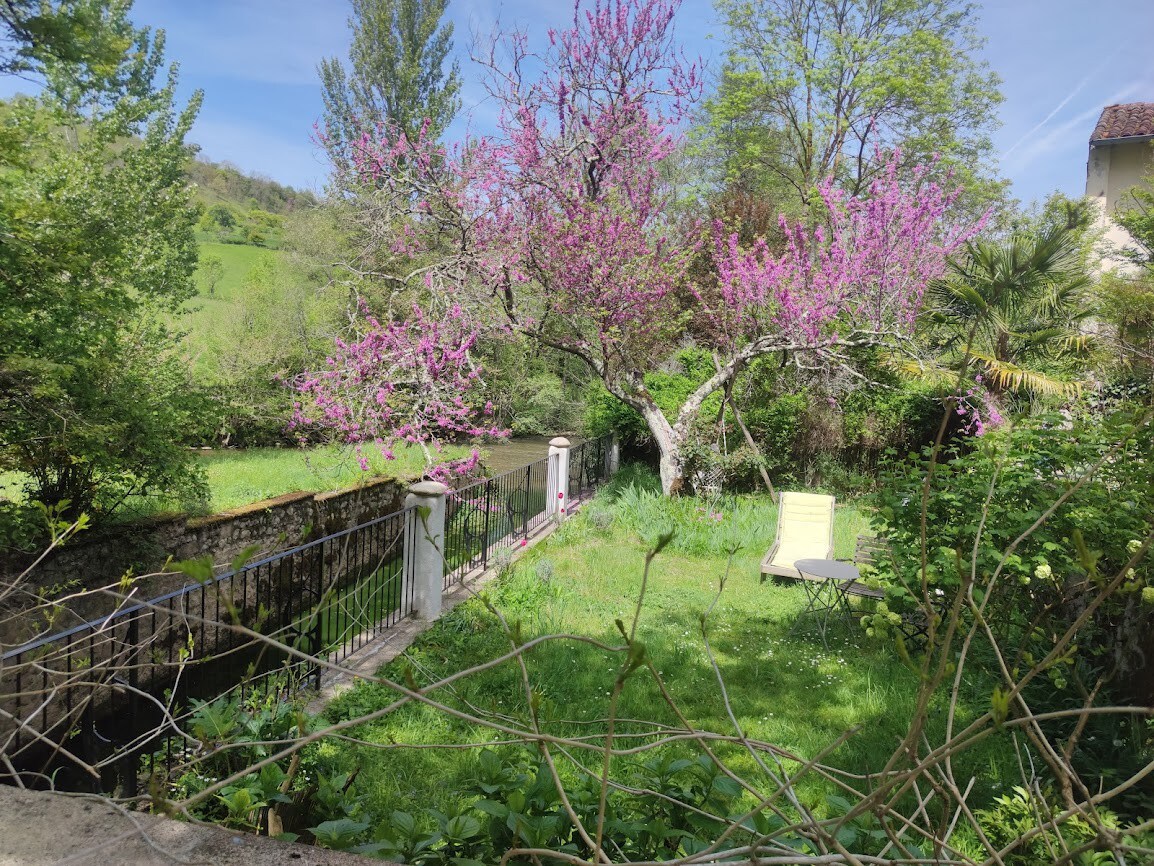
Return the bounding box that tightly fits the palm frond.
[969,351,1082,396]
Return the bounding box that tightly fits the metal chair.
[841,534,945,648]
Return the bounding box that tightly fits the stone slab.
[0,785,389,866]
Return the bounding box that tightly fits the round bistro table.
[790,558,861,649]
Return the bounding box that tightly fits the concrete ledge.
[0,785,390,865]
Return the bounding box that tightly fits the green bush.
[950,785,1120,865]
[871,410,1153,646]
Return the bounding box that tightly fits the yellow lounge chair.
[760,491,835,582]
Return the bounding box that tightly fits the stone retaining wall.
[0,477,405,641]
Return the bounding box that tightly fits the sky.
[3,0,1153,206]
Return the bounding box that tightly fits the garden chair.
[759,492,836,583]
[840,534,945,648]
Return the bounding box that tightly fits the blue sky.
[4,0,1153,206]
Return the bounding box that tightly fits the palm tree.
[921,224,1094,400]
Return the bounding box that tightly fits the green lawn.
[1,443,469,518]
[184,242,283,379]
[192,444,465,513]
[194,240,275,298]
[319,471,1013,854]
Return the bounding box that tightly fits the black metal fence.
[442,435,613,588]
[568,436,609,508]
[444,455,550,588]
[0,505,414,792]
[0,434,616,793]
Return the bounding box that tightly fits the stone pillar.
[607,433,621,476]
[404,481,447,620]
[546,437,571,521]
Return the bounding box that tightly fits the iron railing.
[444,455,550,588]
[567,436,610,508]
[0,434,616,792]
[0,505,414,792]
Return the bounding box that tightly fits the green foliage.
[1116,149,1154,266]
[1098,270,1154,384]
[0,17,210,524]
[199,253,225,296]
[871,410,1153,681]
[707,0,1005,212]
[586,349,722,443]
[478,340,588,436]
[196,198,287,248]
[360,749,750,864]
[924,223,1094,400]
[951,785,1122,865]
[194,254,343,445]
[152,689,364,841]
[187,155,315,222]
[0,0,146,90]
[319,0,461,164]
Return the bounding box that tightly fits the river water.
[480,435,585,475]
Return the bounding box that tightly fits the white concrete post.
[546,437,571,521]
[607,433,621,476]
[404,481,447,620]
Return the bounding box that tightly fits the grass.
[190,444,465,513]
[184,242,284,379]
[0,443,471,518]
[321,468,1015,841]
[193,240,274,299]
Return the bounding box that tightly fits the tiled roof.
[1091,102,1154,142]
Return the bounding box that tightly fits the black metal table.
[790,558,861,649]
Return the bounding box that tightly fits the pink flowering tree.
[302,0,983,494]
[291,303,503,483]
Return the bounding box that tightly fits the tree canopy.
[705,0,1005,212]
[319,0,461,168]
[296,0,984,495]
[0,1,206,524]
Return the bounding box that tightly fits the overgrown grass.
[3,443,469,519]
[191,444,464,513]
[193,240,273,299]
[2,442,471,519]
[322,468,1013,833]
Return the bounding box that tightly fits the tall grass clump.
[596,464,867,558]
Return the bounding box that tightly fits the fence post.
[405,481,447,620]
[607,433,620,476]
[547,437,571,521]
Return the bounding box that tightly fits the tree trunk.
[636,402,685,495]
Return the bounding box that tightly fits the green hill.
[188,156,318,249]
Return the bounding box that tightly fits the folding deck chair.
[759,492,836,583]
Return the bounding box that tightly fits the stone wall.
[0,476,406,640]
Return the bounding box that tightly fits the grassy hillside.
[185,242,287,378]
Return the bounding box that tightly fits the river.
[479,435,585,475]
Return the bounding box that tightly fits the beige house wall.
[1086,138,1153,271]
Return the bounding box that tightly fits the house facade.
[1085,101,1154,269]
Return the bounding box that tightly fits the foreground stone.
[0,785,388,866]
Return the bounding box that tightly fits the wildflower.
[1034,562,1052,581]
[1142,587,1154,605]
[1128,539,1142,554]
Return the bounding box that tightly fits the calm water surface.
[480,436,584,475]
